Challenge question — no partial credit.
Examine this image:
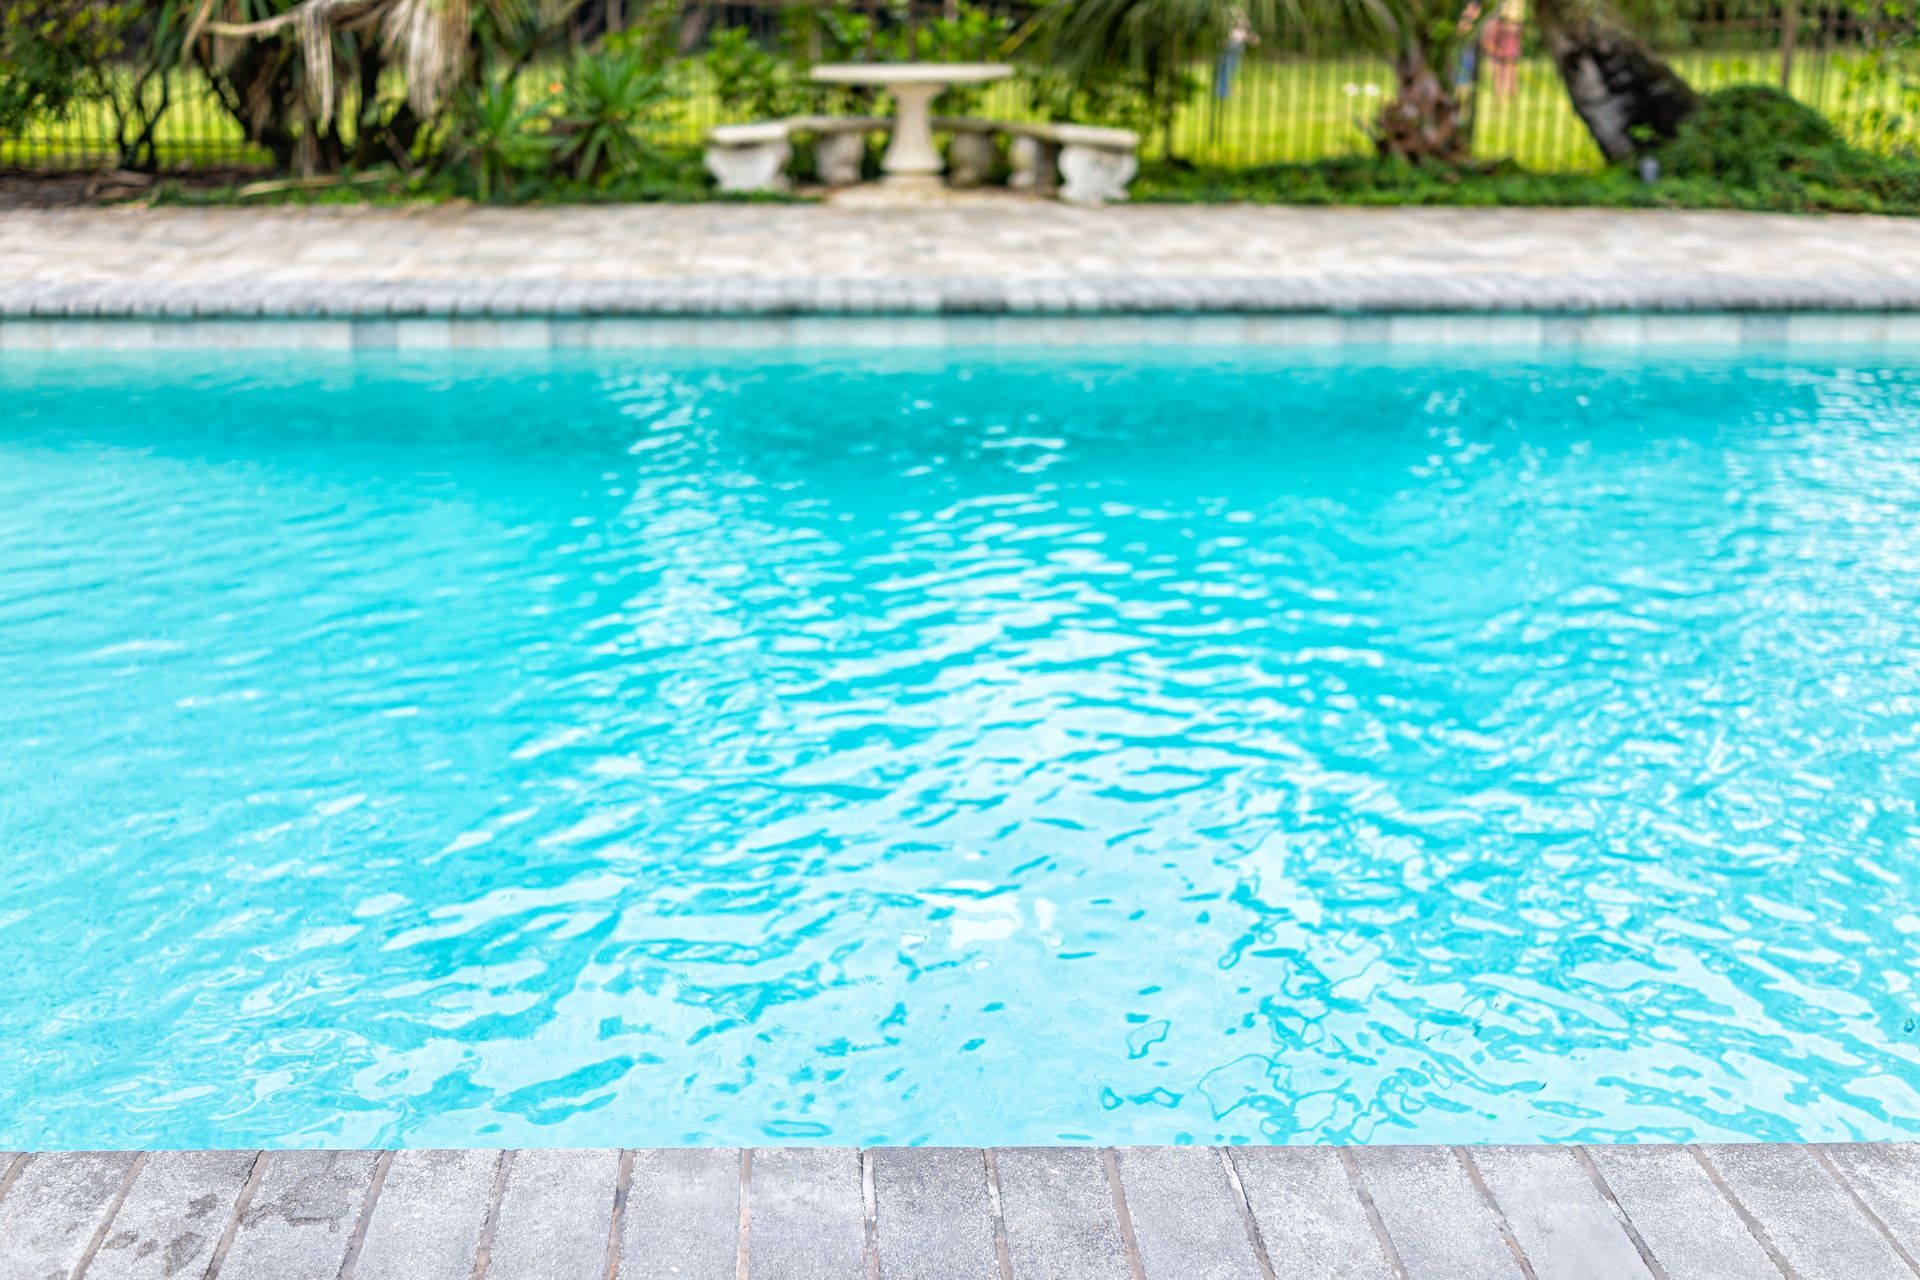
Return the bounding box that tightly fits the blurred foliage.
[1140,85,1920,209]
[555,47,672,180]
[432,40,682,199]
[442,73,555,201]
[704,1,1014,118]
[1655,82,1920,199]
[0,0,135,133]
[144,140,731,204]
[704,26,805,118]
[1836,0,1920,154]
[1026,0,1493,160]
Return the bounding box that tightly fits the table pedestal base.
[880,84,945,184]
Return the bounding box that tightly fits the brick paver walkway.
[4,204,1920,314]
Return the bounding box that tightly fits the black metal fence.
[2,0,1914,173]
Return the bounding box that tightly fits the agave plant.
[554,45,670,183]
[446,70,552,199]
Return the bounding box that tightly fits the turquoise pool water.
[3,347,1918,1151]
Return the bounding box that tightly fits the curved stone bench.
[706,117,890,192]
[704,116,1139,203]
[933,119,1140,203]
[704,122,795,194]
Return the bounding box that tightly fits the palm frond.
[382,0,474,116]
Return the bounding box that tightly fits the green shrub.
[1652,85,1920,210]
[444,76,556,203]
[1133,90,1920,213]
[705,27,803,119]
[556,49,673,184]
[1656,86,1844,187]
[0,0,135,134]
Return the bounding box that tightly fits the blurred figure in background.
[1216,10,1257,101]
[1485,0,1525,98]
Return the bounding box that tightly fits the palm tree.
[1030,0,1292,160]
[1531,0,1697,161]
[1348,0,1491,162]
[180,0,575,172]
[1031,0,1488,164]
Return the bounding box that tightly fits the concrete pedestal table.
[810,63,1012,185]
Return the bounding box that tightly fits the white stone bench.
[705,117,890,192]
[704,122,795,194]
[934,118,1139,203]
[704,116,1139,203]
[1016,123,1140,205]
[789,116,891,187]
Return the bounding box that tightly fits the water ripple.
[1,348,1918,1149]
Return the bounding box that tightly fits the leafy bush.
[1836,0,1920,157]
[884,4,1013,113]
[556,49,672,183]
[1131,89,1920,213]
[1656,86,1843,186]
[705,27,804,120]
[435,45,682,202]
[444,76,555,203]
[1026,66,1164,135]
[1652,85,1920,210]
[706,3,1013,121]
[1135,134,1920,215]
[0,0,134,134]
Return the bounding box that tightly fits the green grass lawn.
[5,46,1909,176]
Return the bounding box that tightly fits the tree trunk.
[1374,55,1468,164]
[1533,0,1699,161]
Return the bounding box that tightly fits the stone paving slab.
[3,205,1920,317]
[1228,1146,1398,1279]
[483,1147,620,1280]
[85,1150,255,1280]
[215,1149,378,1280]
[869,1146,999,1280]
[1,1143,1917,1279]
[351,1148,499,1280]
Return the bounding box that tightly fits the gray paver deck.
[0,1143,1916,1278]
[1702,1142,1914,1280]
[86,1149,256,1280]
[1116,1146,1266,1280]
[0,1151,137,1280]
[351,1147,499,1280]
[1229,1146,1398,1280]
[4,205,1920,319]
[870,1146,998,1280]
[620,1147,739,1280]
[1471,1145,1653,1280]
[1353,1146,1528,1280]
[216,1149,378,1280]
[483,1147,620,1280]
[1587,1143,1782,1280]
[991,1146,1134,1280]
[745,1147,867,1280]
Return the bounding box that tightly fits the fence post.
[1780,0,1800,92]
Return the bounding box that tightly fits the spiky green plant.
[446,71,551,200]
[555,45,670,183]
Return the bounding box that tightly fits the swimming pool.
[3,345,1917,1151]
